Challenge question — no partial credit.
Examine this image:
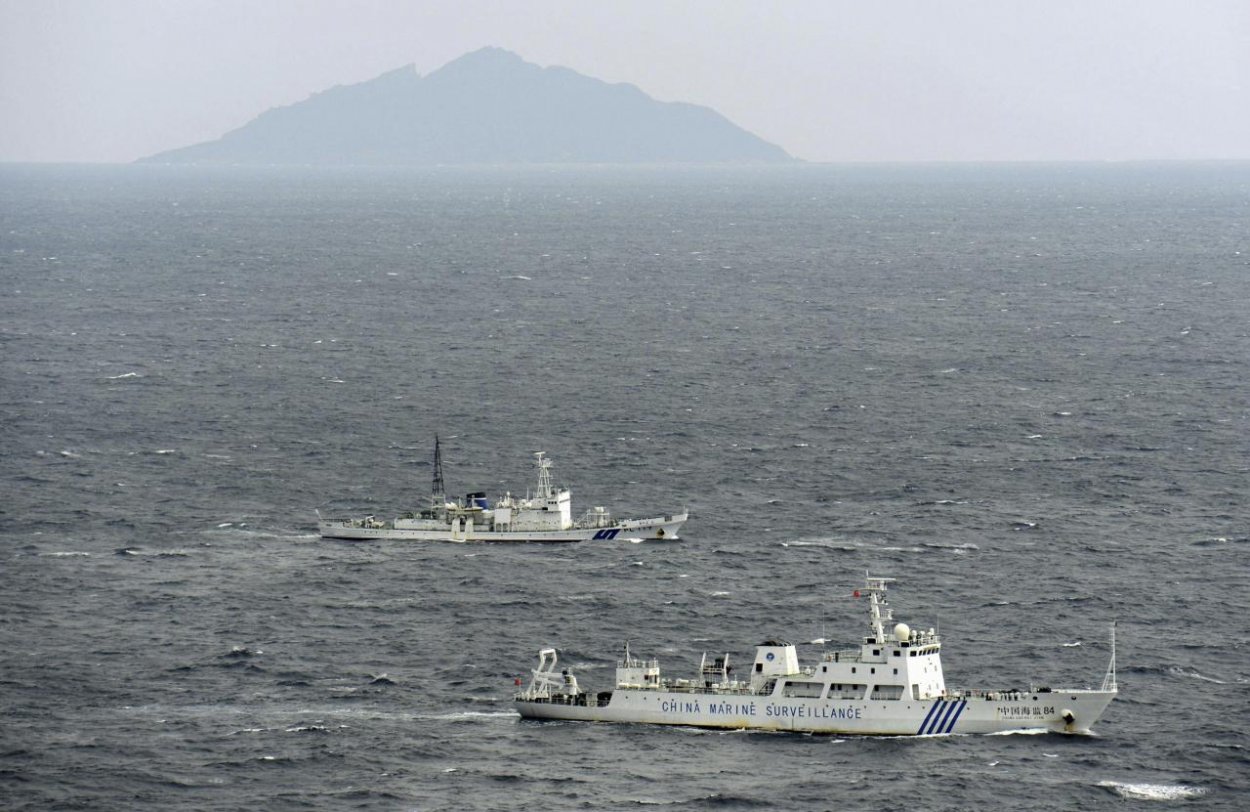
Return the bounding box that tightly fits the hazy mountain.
[141,48,794,165]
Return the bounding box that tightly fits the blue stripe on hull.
[933,700,960,734]
[918,699,944,735]
[943,700,968,733]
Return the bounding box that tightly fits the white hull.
[318,513,687,543]
[517,687,1116,735]
[514,576,1118,737]
[320,445,687,544]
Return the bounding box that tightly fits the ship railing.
[616,658,660,669]
[577,508,614,528]
[945,687,1040,701]
[821,649,864,663]
[515,684,602,704]
[653,681,755,695]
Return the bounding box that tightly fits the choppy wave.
[1165,666,1227,684]
[114,547,190,557]
[780,540,861,551]
[1193,535,1249,547]
[418,711,520,721]
[1097,781,1206,801]
[628,793,772,808]
[921,542,979,551]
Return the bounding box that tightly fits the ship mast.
[864,574,895,644]
[534,451,553,498]
[431,435,446,508]
[1101,621,1118,693]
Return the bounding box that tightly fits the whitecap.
[117,547,191,557]
[1098,781,1205,801]
[783,539,861,551]
[1169,666,1226,684]
[923,542,979,551]
[107,372,141,379]
[1062,641,1082,647]
[420,711,519,721]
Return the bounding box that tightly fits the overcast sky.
[2,0,1247,163]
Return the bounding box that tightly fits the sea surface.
[1,162,1247,811]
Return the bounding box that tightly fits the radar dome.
[893,622,911,641]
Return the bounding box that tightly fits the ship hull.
[319,514,687,543]
[516,688,1115,735]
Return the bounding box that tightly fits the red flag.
[853,590,860,598]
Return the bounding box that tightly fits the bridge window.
[781,681,825,698]
[830,683,866,700]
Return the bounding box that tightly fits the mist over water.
[2,163,1247,810]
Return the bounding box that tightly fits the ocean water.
[1,162,1247,811]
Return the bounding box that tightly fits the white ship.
[319,438,687,543]
[515,575,1117,735]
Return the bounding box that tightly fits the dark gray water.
[2,163,1247,810]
